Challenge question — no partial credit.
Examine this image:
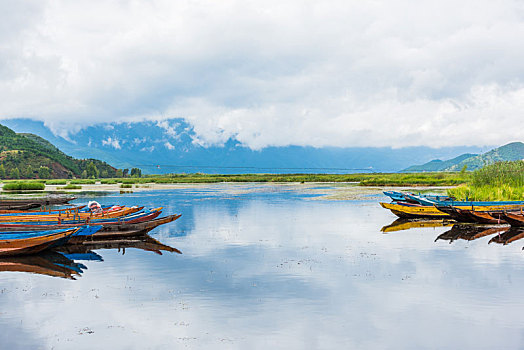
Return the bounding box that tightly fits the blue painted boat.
[0,208,160,226]
[0,226,101,239]
[383,191,454,203]
[384,191,524,207]
[403,193,524,207]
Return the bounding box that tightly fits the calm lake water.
[1,184,524,349]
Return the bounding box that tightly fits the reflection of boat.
[0,252,85,279]
[58,233,182,256]
[0,233,180,278]
[488,228,524,245]
[60,251,104,262]
[435,224,508,243]
[67,214,182,244]
[381,218,454,233]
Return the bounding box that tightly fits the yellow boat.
[381,202,524,219]
[380,202,449,218]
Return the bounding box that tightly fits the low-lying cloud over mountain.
[2,119,486,174]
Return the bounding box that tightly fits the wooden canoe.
[0,205,87,215]
[0,206,142,223]
[0,195,75,207]
[0,203,42,211]
[0,208,164,230]
[0,228,80,257]
[67,214,181,244]
[452,208,503,224]
[500,212,524,227]
[380,202,450,219]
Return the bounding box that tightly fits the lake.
[0,183,523,349]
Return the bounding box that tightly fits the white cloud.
[156,120,179,139]
[0,0,524,148]
[164,141,175,150]
[141,145,155,152]
[133,137,146,145]
[101,137,121,149]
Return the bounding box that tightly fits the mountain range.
[1,118,489,174]
[404,142,524,172]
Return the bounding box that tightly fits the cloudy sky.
[1,0,524,149]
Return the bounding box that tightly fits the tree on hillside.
[86,161,100,179]
[0,164,5,178]
[116,169,123,177]
[38,166,51,179]
[23,165,34,179]
[10,167,20,179]
[123,169,129,177]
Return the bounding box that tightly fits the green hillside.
[404,142,524,172]
[0,124,119,179]
[447,142,524,171]
[404,153,477,172]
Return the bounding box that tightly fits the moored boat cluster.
[0,196,181,257]
[380,191,524,227]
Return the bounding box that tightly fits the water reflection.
[0,252,84,280]
[58,233,182,256]
[0,233,181,280]
[488,228,524,245]
[381,218,454,233]
[382,218,524,247]
[435,224,509,243]
[2,185,524,349]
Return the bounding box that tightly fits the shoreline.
[1,182,453,201]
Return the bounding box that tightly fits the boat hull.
[0,228,78,257]
[380,202,449,219]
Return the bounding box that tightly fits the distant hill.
[404,142,524,172]
[0,124,118,179]
[403,153,478,172]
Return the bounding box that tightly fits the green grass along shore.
[2,172,467,186]
[2,160,522,201]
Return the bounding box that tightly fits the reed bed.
[3,182,46,191]
[448,161,524,200]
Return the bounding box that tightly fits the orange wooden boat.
[0,205,87,215]
[0,228,79,256]
[0,206,142,223]
[500,212,524,227]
